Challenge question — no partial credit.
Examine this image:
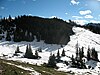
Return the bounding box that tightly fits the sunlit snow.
[0,27,100,74]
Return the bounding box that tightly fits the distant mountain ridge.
[76,23,100,34]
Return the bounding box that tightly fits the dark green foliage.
[0,15,74,45]
[36,32,41,42]
[15,46,21,54]
[13,29,22,42]
[0,36,2,40]
[8,15,12,22]
[79,48,82,61]
[87,46,91,61]
[75,43,84,60]
[14,46,22,56]
[37,47,42,52]
[57,49,60,58]
[61,49,66,56]
[87,47,99,61]
[75,42,79,59]
[72,43,86,69]
[94,51,98,61]
[60,44,63,48]
[91,48,98,61]
[79,60,86,69]
[82,23,100,34]
[47,54,56,68]
[71,55,75,67]
[24,45,34,59]
[35,50,39,58]
[6,31,11,41]
[56,49,61,62]
[24,44,40,59]
[81,47,84,58]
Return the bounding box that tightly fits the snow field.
[0,27,100,74]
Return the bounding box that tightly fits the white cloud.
[0,7,5,10]
[49,16,62,19]
[97,0,100,1]
[90,20,100,23]
[72,16,83,19]
[49,16,57,18]
[65,13,68,15]
[79,10,92,15]
[73,20,88,25]
[28,14,32,16]
[84,15,93,19]
[71,0,80,5]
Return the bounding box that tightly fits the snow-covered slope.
[0,27,100,74]
[63,27,100,57]
[57,27,100,75]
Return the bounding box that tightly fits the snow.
[56,27,100,75]
[61,56,71,61]
[63,27,100,57]
[0,40,61,65]
[0,26,100,74]
[58,67,100,75]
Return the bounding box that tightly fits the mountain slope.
[0,27,100,63]
[0,27,100,74]
[63,27,100,57]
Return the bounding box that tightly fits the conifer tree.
[79,48,82,61]
[76,42,79,59]
[6,31,11,41]
[57,49,60,57]
[24,44,33,59]
[24,45,29,58]
[61,49,65,56]
[87,47,90,61]
[8,15,12,22]
[81,46,84,58]
[91,48,98,61]
[94,51,98,61]
[15,46,20,53]
[56,49,60,62]
[48,54,56,67]
[35,50,38,58]
[71,54,75,66]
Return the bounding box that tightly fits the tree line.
[75,23,100,34]
[47,42,99,69]
[0,15,74,45]
[14,44,41,59]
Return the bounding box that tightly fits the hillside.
[0,59,68,75]
[77,23,100,35]
[0,15,74,45]
[0,26,100,74]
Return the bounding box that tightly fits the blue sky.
[0,0,100,24]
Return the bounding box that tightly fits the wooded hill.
[0,15,74,45]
